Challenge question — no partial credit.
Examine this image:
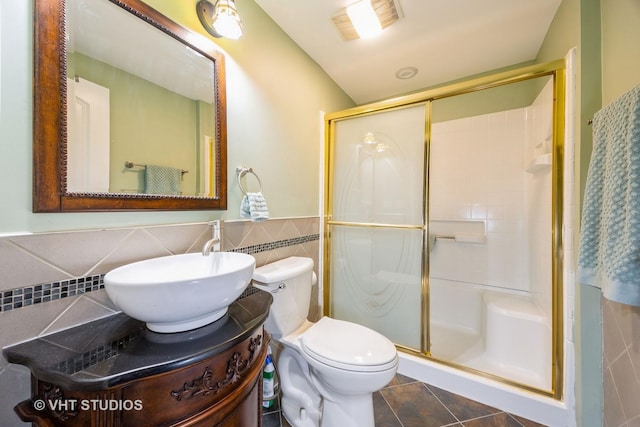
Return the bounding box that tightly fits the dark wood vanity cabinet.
[14,329,267,427]
[4,289,274,427]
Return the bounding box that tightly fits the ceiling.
[254,0,562,104]
[70,0,215,103]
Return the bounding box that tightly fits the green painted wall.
[0,0,354,233]
[601,0,640,104]
[592,0,640,425]
[142,0,358,220]
[1,0,633,424]
[431,76,546,124]
[578,0,604,424]
[72,52,205,195]
[536,0,603,426]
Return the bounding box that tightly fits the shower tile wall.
[0,217,319,427]
[429,78,554,318]
[430,108,533,293]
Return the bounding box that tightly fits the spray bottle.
[262,345,279,408]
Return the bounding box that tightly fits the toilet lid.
[300,317,397,372]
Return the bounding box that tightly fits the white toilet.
[252,256,398,427]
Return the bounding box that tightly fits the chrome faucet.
[202,220,222,256]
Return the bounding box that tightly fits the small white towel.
[240,192,269,222]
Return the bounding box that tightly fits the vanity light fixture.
[196,0,244,40]
[332,0,401,41]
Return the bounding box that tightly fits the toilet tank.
[252,257,315,337]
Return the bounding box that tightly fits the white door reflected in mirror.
[67,77,110,193]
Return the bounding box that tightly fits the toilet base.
[277,344,385,427]
[279,347,322,427]
[320,394,374,427]
[282,386,376,427]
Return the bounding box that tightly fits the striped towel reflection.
[144,165,182,195]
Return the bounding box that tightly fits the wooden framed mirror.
[33,0,227,212]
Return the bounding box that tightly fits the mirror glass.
[67,0,217,197]
[33,0,227,211]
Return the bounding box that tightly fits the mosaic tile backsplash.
[0,224,319,314]
[1,275,105,313]
[0,217,320,427]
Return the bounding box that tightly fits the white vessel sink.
[104,252,256,333]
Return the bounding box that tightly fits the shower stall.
[324,60,573,424]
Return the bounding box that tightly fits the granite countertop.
[3,288,272,391]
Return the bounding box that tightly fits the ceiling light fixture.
[346,0,382,39]
[332,0,401,41]
[196,0,244,40]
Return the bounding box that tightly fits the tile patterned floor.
[262,373,548,427]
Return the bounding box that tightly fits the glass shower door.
[325,64,565,399]
[428,76,556,392]
[327,105,426,350]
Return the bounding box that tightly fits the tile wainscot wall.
[0,217,320,427]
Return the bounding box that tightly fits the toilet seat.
[300,317,398,372]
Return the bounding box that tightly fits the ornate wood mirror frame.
[33,0,227,212]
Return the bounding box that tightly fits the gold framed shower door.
[323,60,566,400]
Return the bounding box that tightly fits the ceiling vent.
[331,0,402,41]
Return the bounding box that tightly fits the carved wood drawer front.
[19,328,266,427]
[121,329,265,426]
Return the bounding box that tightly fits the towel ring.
[236,165,263,195]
